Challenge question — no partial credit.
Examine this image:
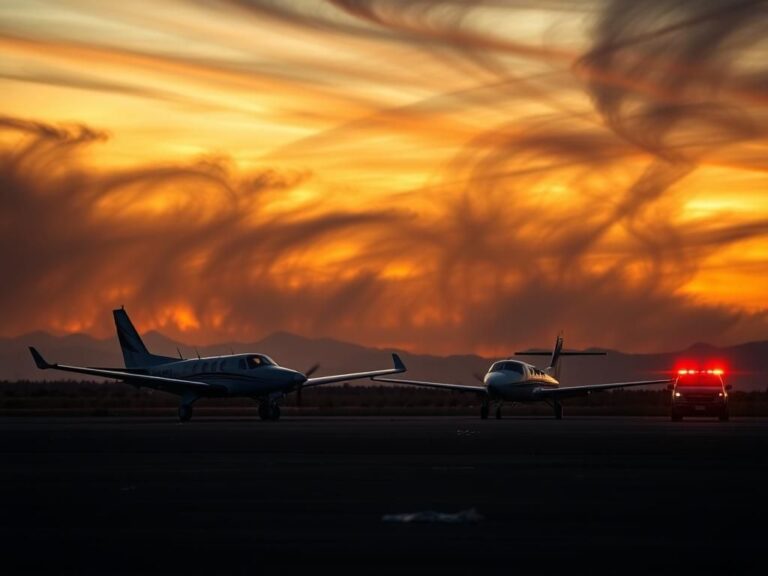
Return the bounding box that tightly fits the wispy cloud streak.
[1,1,768,353]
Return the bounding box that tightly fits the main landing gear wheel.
[480,403,489,420]
[495,405,502,420]
[554,401,563,420]
[178,404,193,422]
[259,402,281,421]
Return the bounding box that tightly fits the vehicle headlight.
[674,392,682,398]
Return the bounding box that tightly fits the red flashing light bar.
[677,368,724,375]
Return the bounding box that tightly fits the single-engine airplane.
[29,308,406,422]
[372,335,670,419]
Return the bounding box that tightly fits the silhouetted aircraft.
[372,335,670,419]
[29,308,405,422]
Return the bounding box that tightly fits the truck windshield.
[677,374,722,388]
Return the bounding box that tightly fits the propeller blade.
[473,372,485,383]
[304,363,320,378]
[297,363,319,408]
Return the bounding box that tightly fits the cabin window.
[239,359,246,370]
[246,356,264,369]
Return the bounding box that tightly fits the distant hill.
[3,331,767,391]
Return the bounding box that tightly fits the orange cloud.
[1,1,768,354]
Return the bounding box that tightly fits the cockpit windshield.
[489,361,525,375]
[245,355,276,369]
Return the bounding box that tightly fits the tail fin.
[113,308,176,368]
[548,334,566,375]
[515,334,606,380]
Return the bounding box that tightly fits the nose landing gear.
[481,400,505,419]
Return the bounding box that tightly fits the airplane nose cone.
[484,373,499,387]
[484,373,506,395]
[292,371,307,384]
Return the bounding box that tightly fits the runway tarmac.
[3,416,767,574]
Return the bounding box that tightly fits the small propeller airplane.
[29,308,406,422]
[371,335,671,419]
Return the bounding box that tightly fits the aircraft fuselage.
[144,353,307,398]
[483,361,559,402]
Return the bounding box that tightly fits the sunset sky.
[2,0,768,355]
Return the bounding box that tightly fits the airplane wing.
[303,353,407,388]
[370,376,488,396]
[533,378,672,399]
[29,347,223,396]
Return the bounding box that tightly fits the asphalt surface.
[2,416,767,574]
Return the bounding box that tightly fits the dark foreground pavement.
[2,416,767,575]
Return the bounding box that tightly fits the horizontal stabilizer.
[516,334,606,378]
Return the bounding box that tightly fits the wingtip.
[29,346,51,369]
[392,353,406,372]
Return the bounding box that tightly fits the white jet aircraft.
[372,335,670,419]
[29,308,406,422]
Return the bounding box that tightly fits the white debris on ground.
[382,508,483,524]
